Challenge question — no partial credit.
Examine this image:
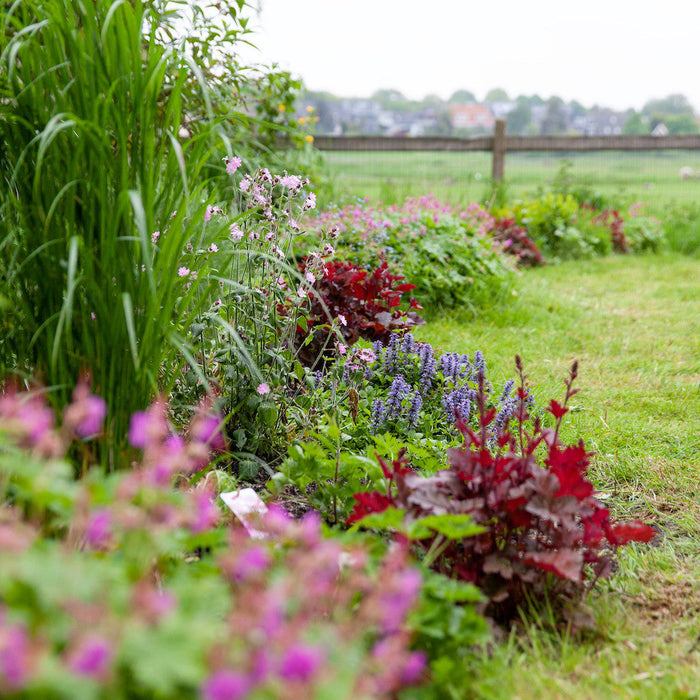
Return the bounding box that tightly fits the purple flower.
[189,489,220,534]
[201,670,250,700]
[128,403,168,449]
[68,636,112,678]
[380,568,422,633]
[231,545,270,581]
[0,622,32,688]
[370,399,386,433]
[76,394,107,438]
[408,392,423,428]
[401,651,427,684]
[191,410,226,451]
[279,644,324,682]
[85,509,112,549]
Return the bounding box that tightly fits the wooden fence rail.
[313,119,700,181]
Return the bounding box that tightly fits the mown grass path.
[415,253,700,699]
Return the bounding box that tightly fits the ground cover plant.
[0,389,426,699]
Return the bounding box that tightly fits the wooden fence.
[313,119,700,181]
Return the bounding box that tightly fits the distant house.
[448,103,495,131]
[651,122,669,136]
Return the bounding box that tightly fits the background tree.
[540,96,568,135]
[448,89,476,103]
[622,112,648,135]
[485,87,509,102]
[506,102,532,134]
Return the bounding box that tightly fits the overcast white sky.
[236,0,700,112]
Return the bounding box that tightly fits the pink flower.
[256,383,270,395]
[178,267,190,277]
[85,509,112,550]
[337,314,347,326]
[297,286,307,299]
[279,644,324,682]
[279,174,302,189]
[229,223,243,241]
[68,636,112,678]
[0,621,32,688]
[337,343,347,356]
[201,670,250,700]
[189,488,220,534]
[151,231,160,243]
[303,192,317,210]
[230,545,270,581]
[239,177,252,193]
[305,271,315,284]
[358,348,376,363]
[225,156,242,175]
[204,205,213,222]
[208,243,218,253]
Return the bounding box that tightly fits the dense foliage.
[346,359,657,626]
[0,387,426,699]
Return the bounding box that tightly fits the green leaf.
[415,513,485,540]
[349,506,406,531]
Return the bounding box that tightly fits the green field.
[320,149,700,214]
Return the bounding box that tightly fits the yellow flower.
[278,104,286,112]
[305,135,314,143]
[306,106,314,113]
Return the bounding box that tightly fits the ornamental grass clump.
[0,383,426,699]
[0,0,228,461]
[347,358,657,627]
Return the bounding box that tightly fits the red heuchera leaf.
[547,400,568,419]
[609,520,657,545]
[292,260,425,365]
[346,492,392,525]
[546,443,595,500]
[523,549,584,583]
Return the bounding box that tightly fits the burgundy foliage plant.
[295,260,424,366]
[347,357,656,625]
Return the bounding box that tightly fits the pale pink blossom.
[178,267,190,277]
[225,156,242,174]
[256,383,270,395]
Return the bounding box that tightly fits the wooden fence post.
[492,118,506,181]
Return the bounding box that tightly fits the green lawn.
[411,253,700,699]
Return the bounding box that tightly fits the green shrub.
[500,193,612,259]
[302,197,515,313]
